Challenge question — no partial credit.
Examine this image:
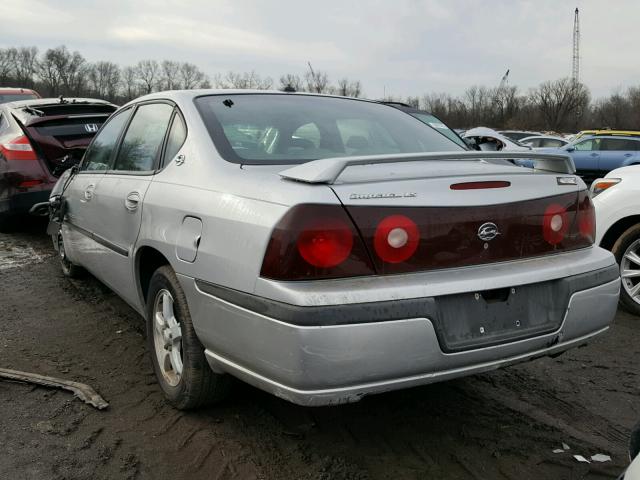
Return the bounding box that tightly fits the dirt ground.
[1,220,638,480]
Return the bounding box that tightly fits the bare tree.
[336,78,362,97]
[304,69,330,93]
[528,78,590,131]
[279,73,303,91]
[14,47,38,87]
[88,61,120,98]
[214,71,272,89]
[161,60,181,90]
[0,48,15,84]
[120,66,139,101]
[136,59,160,94]
[179,62,206,89]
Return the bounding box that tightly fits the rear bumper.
[0,188,52,216]
[180,253,619,406]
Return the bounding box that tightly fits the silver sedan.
[49,90,619,408]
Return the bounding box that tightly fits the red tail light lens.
[0,135,37,161]
[373,215,419,263]
[577,191,596,243]
[297,217,354,268]
[542,203,569,245]
[261,204,374,280]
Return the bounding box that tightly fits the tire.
[611,223,640,317]
[146,265,231,409]
[57,231,84,278]
[0,214,16,233]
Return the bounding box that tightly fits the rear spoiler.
[279,151,576,185]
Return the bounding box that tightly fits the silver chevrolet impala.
[48,90,620,409]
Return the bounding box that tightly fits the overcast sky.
[1,0,636,99]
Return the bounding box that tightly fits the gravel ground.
[0,221,638,480]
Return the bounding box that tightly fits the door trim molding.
[65,220,129,257]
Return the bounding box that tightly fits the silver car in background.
[49,91,619,408]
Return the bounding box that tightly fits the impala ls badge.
[84,123,99,133]
[478,222,500,242]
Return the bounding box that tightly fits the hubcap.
[621,238,640,306]
[152,290,183,386]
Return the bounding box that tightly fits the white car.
[519,135,569,149]
[592,165,640,315]
[463,127,531,151]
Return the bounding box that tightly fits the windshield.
[0,93,38,104]
[195,94,463,165]
[410,113,467,148]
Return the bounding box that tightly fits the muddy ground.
[0,221,638,480]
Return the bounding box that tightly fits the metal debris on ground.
[0,367,109,410]
[590,454,611,463]
[574,455,590,463]
[562,442,571,450]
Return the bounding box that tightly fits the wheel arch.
[599,215,640,251]
[135,245,172,306]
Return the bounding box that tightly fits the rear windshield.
[0,93,37,103]
[195,94,463,165]
[410,113,467,149]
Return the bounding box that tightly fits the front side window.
[81,108,132,172]
[113,103,173,172]
[195,94,462,165]
[574,138,600,151]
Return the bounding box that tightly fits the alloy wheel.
[152,289,183,387]
[621,238,640,307]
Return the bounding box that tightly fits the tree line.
[0,45,362,105]
[1,44,638,132]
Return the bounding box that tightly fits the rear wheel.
[146,265,231,409]
[57,231,84,278]
[612,223,640,316]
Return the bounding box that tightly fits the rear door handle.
[124,192,141,212]
[590,153,598,157]
[83,184,96,201]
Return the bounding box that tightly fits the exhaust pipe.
[29,202,50,217]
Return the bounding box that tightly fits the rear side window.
[81,108,132,172]
[542,139,565,148]
[113,103,173,172]
[600,138,639,151]
[162,112,187,165]
[195,94,462,165]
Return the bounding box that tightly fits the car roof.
[4,97,115,109]
[123,89,383,108]
[0,87,38,94]
[578,129,640,136]
[520,135,567,141]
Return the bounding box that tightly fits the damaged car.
[0,97,117,229]
[49,91,619,409]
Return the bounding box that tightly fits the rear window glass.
[195,94,463,165]
[0,94,37,103]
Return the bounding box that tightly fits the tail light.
[373,215,419,263]
[577,190,596,243]
[260,204,374,280]
[0,135,38,161]
[542,203,569,245]
[262,192,595,281]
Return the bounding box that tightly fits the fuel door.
[176,216,203,263]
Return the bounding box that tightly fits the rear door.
[89,101,174,307]
[598,137,638,173]
[62,108,132,270]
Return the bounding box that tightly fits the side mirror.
[566,146,575,152]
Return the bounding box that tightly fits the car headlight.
[590,178,621,198]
